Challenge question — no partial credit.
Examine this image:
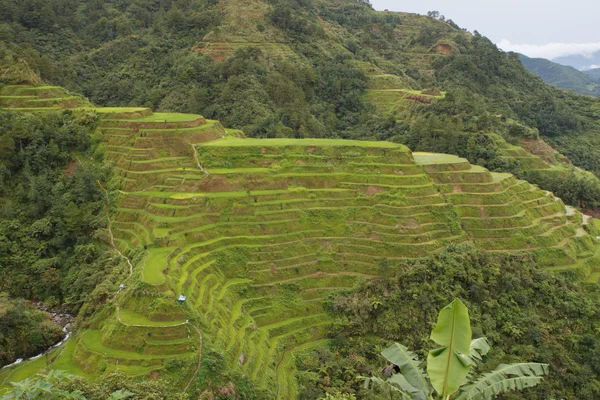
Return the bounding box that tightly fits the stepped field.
[2,86,600,398]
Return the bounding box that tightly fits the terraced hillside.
[0,84,89,110]
[2,90,600,398]
[96,114,600,397]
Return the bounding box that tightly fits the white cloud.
[497,39,600,60]
[581,64,600,71]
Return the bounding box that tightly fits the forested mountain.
[0,1,600,399]
[585,68,600,81]
[519,54,600,96]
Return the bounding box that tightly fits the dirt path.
[97,180,134,280]
[184,324,204,392]
[191,144,209,176]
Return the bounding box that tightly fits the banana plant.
[364,299,548,400]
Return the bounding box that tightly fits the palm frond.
[455,362,549,400]
[381,343,430,397]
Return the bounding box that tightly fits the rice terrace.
[1,81,599,399]
[1,0,600,398]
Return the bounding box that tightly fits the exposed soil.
[582,208,600,219]
[149,370,160,380]
[520,138,570,164]
[64,159,78,177]
[365,185,384,196]
[406,94,432,104]
[436,43,452,55]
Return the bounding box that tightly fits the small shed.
[178,295,187,303]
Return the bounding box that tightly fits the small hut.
[177,295,186,303]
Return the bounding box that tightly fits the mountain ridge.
[519,53,600,96]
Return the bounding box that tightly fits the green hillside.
[585,68,600,81]
[4,0,600,214]
[1,88,599,398]
[519,54,600,96]
[1,0,600,398]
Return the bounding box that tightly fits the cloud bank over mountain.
[497,40,600,60]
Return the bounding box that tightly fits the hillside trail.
[97,179,134,280]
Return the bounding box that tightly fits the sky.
[370,0,600,68]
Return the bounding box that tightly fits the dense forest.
[3,0,600,210]
[0,109,128,367]
[297,247,600,399]
[0,0,600,399]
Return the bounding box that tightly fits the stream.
[1,304,74,372]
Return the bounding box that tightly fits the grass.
[1,356,47,385]
[48,339,89,377]
[81,330,156,359]
[118,308,186,327]
[119,113,201,122]
[143,247,175,285]
[413,152,466,164]
[82,107,149,113]
[200,136,408,149]
[368,88,445,97]
[0,339,87,392]
[276,339,330,399]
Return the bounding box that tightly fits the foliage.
[427,300,473,396]
[519,54,600,97]
[1,370,180,400]
[364,300,548,399]
[294,247,600,399]
[0,299,64,367]
[3,0,600,210]
[192,350,270,399]
[0,110,122,312]
[1,370,85,400]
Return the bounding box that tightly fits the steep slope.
[4,0,600,213]
[520,54,600,96]
[2,83,600,397]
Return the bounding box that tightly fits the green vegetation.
[1,98,598,397]
[1,370,186,399]
[0,299,64,367]
[0,0,600,398]
[81,114,600,399]
[364,299,548,399]
[519,54,600,97]
[0,110,127,321]
[3,0,600,209]
[302,247,600,399]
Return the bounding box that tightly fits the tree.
[364,299,548,399]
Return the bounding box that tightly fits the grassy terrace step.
[118,308,186,326]
[80,330,191,360]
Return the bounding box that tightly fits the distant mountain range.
[520,54,600,96]
[553,50,600,71]
[587,68,600,81]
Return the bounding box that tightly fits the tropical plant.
[364,299,548,399]
[0,370,134,400]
